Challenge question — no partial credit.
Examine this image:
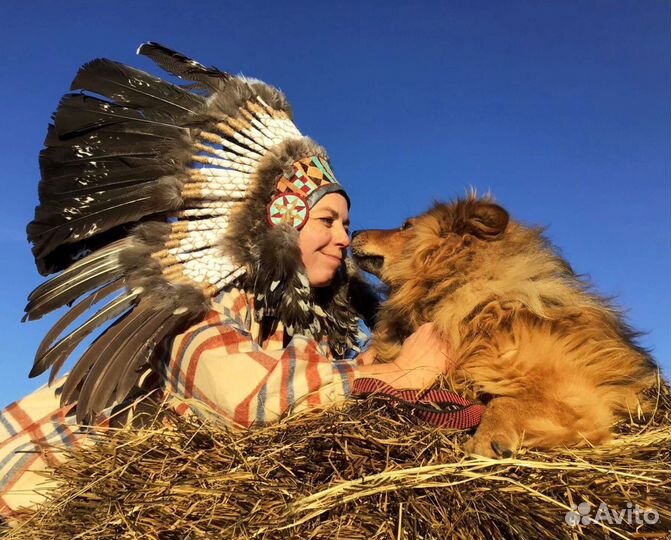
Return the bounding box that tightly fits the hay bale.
[5,385,670,540]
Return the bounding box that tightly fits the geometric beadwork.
[267,193,309,229]
[268,155,340,229]
[275,155,339,198]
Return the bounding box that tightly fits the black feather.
[113,309,184,403]
[44,137,163,164]
[39,132,185,200]
[39,154,178,190]
[51,94,186,139]
[70,58,203,115]
[137,42,230,92]
[31,291,139,386]
[28,176,182,263]
[30,281,125,383]
[74,302,154,422]
[51,94,141,136]
[25,238,128,316]
[32,225,134,276]
[39,167,169,201]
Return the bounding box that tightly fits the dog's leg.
[463,391,613,458]
[463,396,523,458]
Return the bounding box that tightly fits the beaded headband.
[267,156,348,229]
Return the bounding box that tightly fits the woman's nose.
[334,223,350,247]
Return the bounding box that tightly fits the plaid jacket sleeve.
[0,377,82,517]
[162,299,359,427]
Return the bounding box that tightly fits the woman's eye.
[318,217,335,227]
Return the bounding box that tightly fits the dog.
[351,194,659,458]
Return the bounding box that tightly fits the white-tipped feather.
[192,167,249,182]
[182,257,236,282]
[215,123,270,156]
[194,143,260,169]
[297,273,310,289]
[191,187,248,199]
[178,216,229,232]
[191,155,255,174]
[198,130,264,159]
[170,246,222,263]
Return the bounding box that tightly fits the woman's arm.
[164,309,357,427]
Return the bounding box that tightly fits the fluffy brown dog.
[351,195,659,458]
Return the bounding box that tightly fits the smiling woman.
[299,193,351,287]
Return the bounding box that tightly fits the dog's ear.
[465,202,509,240]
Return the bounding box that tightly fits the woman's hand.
[394,323,451,387]
[355,323,452,390]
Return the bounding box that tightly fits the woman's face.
[298,193,350,287]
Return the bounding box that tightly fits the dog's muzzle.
[351,230,385,276]
[352,253,384,276]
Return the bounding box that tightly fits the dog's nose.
[351,230,360,240]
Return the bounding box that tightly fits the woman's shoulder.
[211,287,255,327]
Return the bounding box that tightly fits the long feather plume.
[112,309,177,403]
[70,59,203,115]
[81,306,183,421]
[137,42,230,92]
[74,302,154,422]
[31,290,140,387]
[31,281,125,383]
[25,238,129,319]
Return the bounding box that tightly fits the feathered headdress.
[24,43,378,423]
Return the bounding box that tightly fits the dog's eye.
[400,220,413,231]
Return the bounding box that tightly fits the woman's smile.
[321,252,343,264]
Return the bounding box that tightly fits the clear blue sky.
[0,1,669,405]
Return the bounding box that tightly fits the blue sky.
[0,1,669,404]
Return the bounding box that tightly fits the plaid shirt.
[0,287,360,518]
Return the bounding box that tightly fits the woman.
[162,188,450,427]
[0,43,450,521]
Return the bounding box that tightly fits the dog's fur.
[352,194,659,457]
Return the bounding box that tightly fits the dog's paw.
[464,433,515,459]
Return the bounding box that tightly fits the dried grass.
[5,384,670,540]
